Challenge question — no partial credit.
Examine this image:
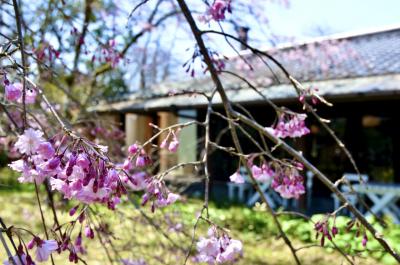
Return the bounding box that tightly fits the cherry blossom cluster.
[229,160,305,199]
[122,143,180,212]
[194,226,242,264]
[140,178,180,212]
[314,216,369,248]
[201,0,232,22]
[314,217,338,247]
[56,207,97,263]
[3,79,37,104]
[271,163,305,199]
[5,127,183,263]
[250,162,275,182]
[265,112,310,139]
[229,162,274,184]
[3,238,58,265]
[122,143,151,170]
[8,126,182,211]
[8,128,126,209]
[298,86,320,105]
[345,219,368,247]
[68,27,123,69]
[34,42,60,63]
[91,39,122,68]
[3,213,99,265]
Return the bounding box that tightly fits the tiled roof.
[95,25,400,112]
[143,24,400,97]
[272,26,400,82]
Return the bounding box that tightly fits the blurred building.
[94,25,400,209]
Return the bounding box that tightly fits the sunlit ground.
[1,189,398,265]
[0,168,398,265]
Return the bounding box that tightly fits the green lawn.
[0,166,399,265]
[0,190,398,265]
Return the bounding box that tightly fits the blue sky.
[267,0,400,39]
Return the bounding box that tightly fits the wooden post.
[158,112,178,173]
[125,113,152,148]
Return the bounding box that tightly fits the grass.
[0,190,397,265]
[0,166,399,264]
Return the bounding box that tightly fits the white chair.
[332,173,369,215]
[246,180,277,207]
[306,171,314,211]
[246,170,314,209]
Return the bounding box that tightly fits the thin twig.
[12,0,27,130]
[34,181,55,265]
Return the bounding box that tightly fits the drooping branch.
[234,111,400,262]
[72,0,93,75]
[176,1,302,264]
[12,0,27,130]
[176,0,400,263]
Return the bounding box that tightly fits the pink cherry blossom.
[266,113,310,139]
[3,254,27,265]
[74,178,109,204]
[141,180,180,211]
[128,144,139,154]
[25,89,37,104]
[4,83,22,101]
[271,167,305,199]
[69,205,79,216]
[216,238,242,263]
[362,234,368,247]
[196,236,219,263]
[27,238,35,250]
[135,156,146,167]
[36,142,55,160]
[14,129,45,155]
[166,192,180,204]
[35,239,58,262]
[76,153,90,170]
[229,172,244,184]
[84,226,94,239]
[122,172,148,191]
[36,158,61,179]
[207,0,231,21]
[195,227,242,264]
[50,177,71,198]
[159,131,180,153]
[9,159,32,180]
[251,163,274,182]
[134,152,151,168]
[168,139,179,152]
[123,159,132,171]
[159,139,168,149]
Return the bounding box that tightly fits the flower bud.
[168,140,179,152]
[362,234,368,247]
[331,226,338,237]
[128,144,138,154]
[69,205,79,216]
[84,226,94,239]
[27,238,36,250]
